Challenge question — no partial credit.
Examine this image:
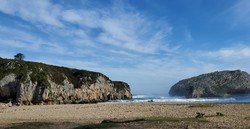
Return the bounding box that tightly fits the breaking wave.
[109,94,250,103]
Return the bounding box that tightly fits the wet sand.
[0,102,250,129]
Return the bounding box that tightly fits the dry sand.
[0,102,250,129]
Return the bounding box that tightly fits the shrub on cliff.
[14,53,25,60]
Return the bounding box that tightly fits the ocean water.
[109,94,250,103]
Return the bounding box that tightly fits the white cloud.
[62,9,100,28]
[97,9,172,54]
[98,33,122,46]
[62,10,82,23]
[0,0,63,27]
[0,25,71,55]
[0,0,175,55]
[109,50,137,57]
[202,45,250,60]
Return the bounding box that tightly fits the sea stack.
[169,70,250,98]
[0,58,132,105]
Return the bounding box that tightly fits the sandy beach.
[0,102,250,129]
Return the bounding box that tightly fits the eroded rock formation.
[169,70,250,98]
[0,58,132,105]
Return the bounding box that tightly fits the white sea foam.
[109,95,250,103]
[132,95,148,99]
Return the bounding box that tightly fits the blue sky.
[1,0,250,95]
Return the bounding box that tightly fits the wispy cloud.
[184,29,193,42]
[96,7,172,54]
[62,9,101,28]
[0,0,174,55]
[0,25,70,55]
[201,45,250,60]
[222,0,250,28]
[0,0,63,27]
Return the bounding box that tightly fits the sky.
[0,0,250,95]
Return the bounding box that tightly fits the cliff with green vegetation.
[169,70,250,98]
[0,58,132,105]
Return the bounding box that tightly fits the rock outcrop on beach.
[0,58,132,105]
[169,70,250,98]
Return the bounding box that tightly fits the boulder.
[169,70,250,98]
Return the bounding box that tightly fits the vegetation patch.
[188,103,215,108]
[195,112,205,118]
[0,58,109,89]
[74,117,208,129]
[195,112,225,118]
[146,117,182,122]
[101,118,144,123]
[216,112,224,116]
[74,123,117,129]
[145,116,208,123]
[7,122,53,129]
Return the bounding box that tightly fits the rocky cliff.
[169,70,250,98]
[0,58,132,105]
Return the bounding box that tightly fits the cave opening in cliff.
[32,85,45,104]
[0,96,12,103]
[107,94,111,100]
[0,92,17,103]
[0,82,18,103]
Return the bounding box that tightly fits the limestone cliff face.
[0,59,132,105]
[169,70,250,98]
[113,81,132,100]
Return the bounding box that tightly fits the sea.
[109,94,250,103]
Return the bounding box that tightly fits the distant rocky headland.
[169,70,250,98]
[0,58,132,105]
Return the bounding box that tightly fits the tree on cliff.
[14,53,25,60]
